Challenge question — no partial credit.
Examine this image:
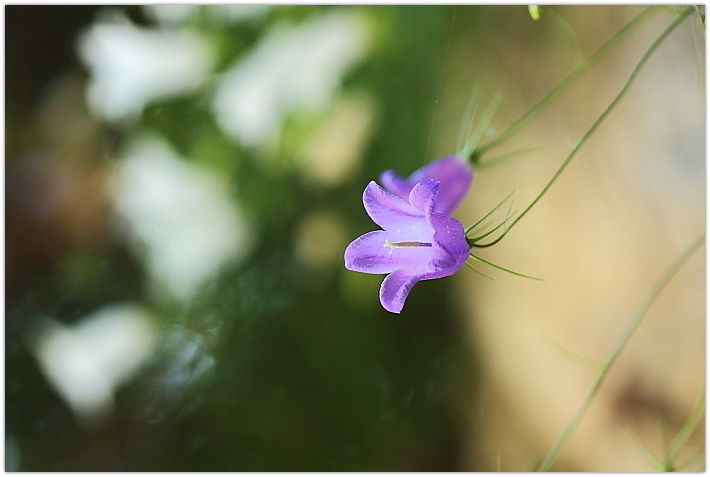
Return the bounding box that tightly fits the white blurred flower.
[28,303,158,428]
[213,9,369,147]
[110,136,252,300]
[77,11,212,122]
[142,4,270,27]
[205,4,272,25]
[142,5,199,26]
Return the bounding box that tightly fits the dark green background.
[5,5,487,471]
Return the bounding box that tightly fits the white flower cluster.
[77,7,372,301]
[78,7,370,147]
[76,11,213,122]
[29,303,158,428]
[110,136,252,301]
[212,10,369,146]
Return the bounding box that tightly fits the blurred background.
[5,5,705,471]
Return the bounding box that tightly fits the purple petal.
[344,230,434,275]
[362,182,431,240]
[427,240,458,275]
[379,170,413,202]
[407,179,438,214]
[379,269,423,314]
[424,212,471,280]
[379,156,473,215]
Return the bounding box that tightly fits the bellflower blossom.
[344,180,471,313]
[379,155,473,215]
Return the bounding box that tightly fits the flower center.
[383,239,433,249]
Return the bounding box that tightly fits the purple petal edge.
[362,181,424,231]
[379,269,423,314]
[378,156,473,215]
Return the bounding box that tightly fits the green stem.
[464,190,515,235]
[692,5,705,30]
[537,233,705,471]
[464,260,495,281]
[547,7,585,65]
[475,146,542,171]
[473,6,694,249]
[472,6,657,161]
[456,85,483,153]
[461,90,504,159]
[468,216,511,243]
[667,383,705,465]
[469,253,543,281]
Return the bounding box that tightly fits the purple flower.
[344,180,471,313]
[379,155,473,215]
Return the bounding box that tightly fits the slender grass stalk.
[456,85,483,153]
[692,5,705,30]
[665,383,705,467]
[464,260,495,281]
[471,6,658,162]
[460,91,504,159]
[464,190,515,235]
[625,424,665,470]
[472,6,695,249]
[475,146,542,171]
[675,454,706,472]
[688,6,705,87]
[467,202,517,244]
[468,253,543,281]
[468,216,511,244]
[618,387,704,471]
[546,7,585,64]
[539,332,603,371]
[536,233,705,471]
[494,452,502,471]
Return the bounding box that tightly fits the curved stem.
[537,233,705,471]
[461,91,504,159]
[667,383,705,465]
[472,6,658,161]
[464,190,515,235]
[469,253,543,281]
[473,6,694,248]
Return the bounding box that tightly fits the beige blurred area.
[431,6,704,471]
